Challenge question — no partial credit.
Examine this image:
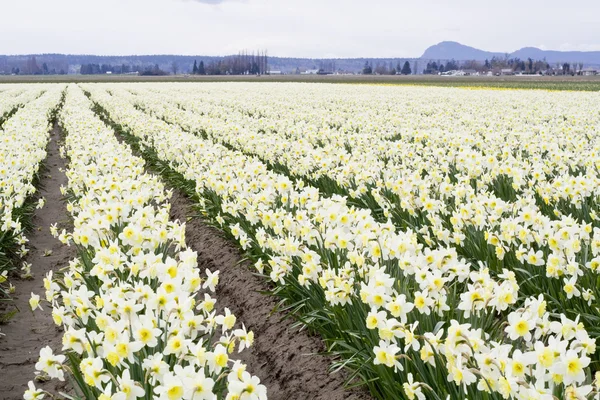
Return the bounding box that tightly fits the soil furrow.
[0,123,74,399]
[168,189,370,400]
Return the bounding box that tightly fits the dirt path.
[0,123,74,399]
[169,190,370,400]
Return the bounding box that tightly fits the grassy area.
[1,73,600,91]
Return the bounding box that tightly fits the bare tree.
[171,61,178,75]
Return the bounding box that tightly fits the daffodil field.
[2,81,600,400]
[83,82,600,400]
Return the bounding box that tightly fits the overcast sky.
[2,0,599,58]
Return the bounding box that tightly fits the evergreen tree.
[193,60,198,74]
[401,61,412,75]
[445,59,459,71]
[198,61,205,75]
[362,61,372,75]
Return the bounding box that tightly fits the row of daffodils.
[27,85,266,400]
[0,85,63,294]
[0,85,49,120]
[81,82,600,400]
[0,85,45,124]
[120,84,600,330]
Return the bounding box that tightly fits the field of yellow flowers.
[2,81,600,400]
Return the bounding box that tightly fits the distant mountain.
[421,41,600,65]
[421,41,505,61]
[510,47,600,65]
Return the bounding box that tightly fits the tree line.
[423,56,587,75]
[1,56,67,75]
[362,60,414,75]
[190,51,269,75]
[79,63,169,75]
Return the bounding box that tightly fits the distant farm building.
[441,69,478,76]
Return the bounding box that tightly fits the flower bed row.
[0,85,64,297]
[0,86,45,127]
[27,85,266,400]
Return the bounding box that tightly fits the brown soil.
[169,190,370,400]
[0,124,74,399]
